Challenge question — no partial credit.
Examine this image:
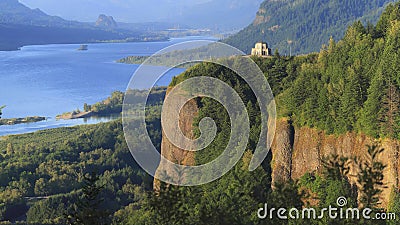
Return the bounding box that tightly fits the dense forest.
[276,2,400,139]
[0,120,153,224]
[131,3,400,224]
[224,0,397,55]
[0,89,166,224]
[58,88,166,119]
[0,105,163,224]
[2,2,400,225]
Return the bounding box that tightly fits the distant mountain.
[19,0,263,31]
[0,0,147,50]
[96,14,117,28]
[0,23,131,51]
[0,0,85,28]
[224,0,397,55]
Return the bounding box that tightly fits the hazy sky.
[19,0,215,22]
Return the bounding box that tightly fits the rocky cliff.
[95,14,117,28]
[271,118,400,207]
[154,88,198,189]
[156,87,399,205]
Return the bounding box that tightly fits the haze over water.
[0,36,217,136]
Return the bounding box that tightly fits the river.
[0,36,217,136]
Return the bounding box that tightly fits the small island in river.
[77,44,88,51]
[0,116,47,126]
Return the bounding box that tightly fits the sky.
[19,0,215,23]
[17,0,264,30]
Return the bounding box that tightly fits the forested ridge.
[0,90,164,224]
[277,2,400,139]
[224,0,397,55]
[2,2,400,225]
[140,3,400,224]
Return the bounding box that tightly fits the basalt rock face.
[270,118,294,185]
[156,98,400,205]
[271,119,400,207]
[154,88,198,189]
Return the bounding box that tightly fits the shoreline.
[0,37,170,52]
[0,116,47,126]
[0,114,122,137]
[0,35,217,52]
[56,111,94,120]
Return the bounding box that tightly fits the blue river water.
[0,36,217,136]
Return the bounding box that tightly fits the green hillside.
[0,0,88,28]
[2,1,400,224]
[116,3,400,224]
[224,0,397,55]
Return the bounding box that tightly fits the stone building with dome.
[251,42,271,57]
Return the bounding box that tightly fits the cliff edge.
[272,118,400,207]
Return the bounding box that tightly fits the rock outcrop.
[154,88,198,189]
[156,99,400,206]
[271,119,400,207]
[270,118,294,185]
[95,14,117,28]
[253,8,270,26]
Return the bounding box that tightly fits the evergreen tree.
[66,172,111,225]
[351,21,366,34]
[6,143,14,156]
[337,67,363,133]
[316,86,334,133]
[83,103,91,112]
[378,20,400,138]
[359,73,386,137]
[267,181,305,225]
[0,105,4,118]
[356,145,387,211]
[380,84,400,138]
[317,155,356,225]
[149,181,200,225]
[387,187,400,225]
